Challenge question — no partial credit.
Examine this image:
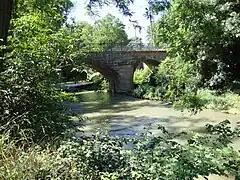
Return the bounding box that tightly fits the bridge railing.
[81,42,162,52]
[111,43,162,51]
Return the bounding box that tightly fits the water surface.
[67,91,240,150]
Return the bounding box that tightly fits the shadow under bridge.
[79,43,167,94]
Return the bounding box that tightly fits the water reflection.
[67,91,240,149]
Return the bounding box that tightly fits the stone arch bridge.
[80,43,167,93]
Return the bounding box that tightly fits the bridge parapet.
[109,43,164,52]
[83,43,166,62]
[81,42,164,52]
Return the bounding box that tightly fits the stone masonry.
[83,50,167,93]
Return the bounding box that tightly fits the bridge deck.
[120,50,166,53]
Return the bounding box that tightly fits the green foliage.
[0,121,239,179]
[133,65,152,85]
[133,54,240,113]
[13,0,73,29]
[0,133,54,179]
[2,1,240,179]
[89,72,109,90]
[197,89,240,114]
[133,56,203,111]
[1,0,132,142]
[94,14,128,44]
[85,0,134,16]
[0,0,74,142]
[206,120,240,147]
[155,56,200,100]
[133,84,165,100]
[142,0,240,110]
[134,84,240,114]
[0,80,72,142]
[53,14,129,82]
[154,0,240,90]
[72,14,128,52]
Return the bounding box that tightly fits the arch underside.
[80,56,163,93]
[132,57,161,73]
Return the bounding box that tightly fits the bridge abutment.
[114,65,134,93]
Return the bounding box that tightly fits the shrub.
[197,89,240,114]
[133,84,151,98]
[133,65,152,85]
[133,57,201,106]
[89,72,109,91]
[0,4,74,142]
[0,61,73,142]
[0,121,239,179]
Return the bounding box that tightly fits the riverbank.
[133,86,240,115]
[197,89,240,114]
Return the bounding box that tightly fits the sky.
[68,0,155,43]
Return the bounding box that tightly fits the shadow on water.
[65,91,240,151]
[78,114,214,136]
[66,91,150,114]
[66,91,175,114]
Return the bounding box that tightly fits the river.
[66,91,240,150]
[65,91,240,180]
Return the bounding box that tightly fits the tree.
[0,0,13,46]
[0,0,73,46]
[93,14,128,44]
[0,0,169,47]
[54,14,129,81]
[85,0,134,16]
[0,0,74,142]
[153,0,240,90]
[0,0,13,72]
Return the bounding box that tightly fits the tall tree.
[0,0,13,72]
[94,14,128,44]
[0,0,13,46]
[154,0,240,90]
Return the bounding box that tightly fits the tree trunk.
[0,0,13,45]
[0,0,13,72]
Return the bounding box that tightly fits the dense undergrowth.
[0,121,240,179]
[133,57,240,114]
[134,83,240,114]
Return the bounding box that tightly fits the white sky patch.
[69,0,158,43]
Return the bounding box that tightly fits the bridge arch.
[83,61,119,93]
[79,44,167,93]
[133,57,161,72]
[108,57,162,94]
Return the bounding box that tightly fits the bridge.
[79,43,167,93]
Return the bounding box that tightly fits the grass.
[197,89,240,114]
[0,134,48,179]
[133,84,240,114]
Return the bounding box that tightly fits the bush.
[0,4,74,142]
[133,84,168,101]
[197,89,240,114]
[0,78,73,142]
[133,84,149,98]
[133,65,152,85]
[132,57,240,113]
[89,72,109,91]
[0,121,239,179]
[133,57,200,99]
